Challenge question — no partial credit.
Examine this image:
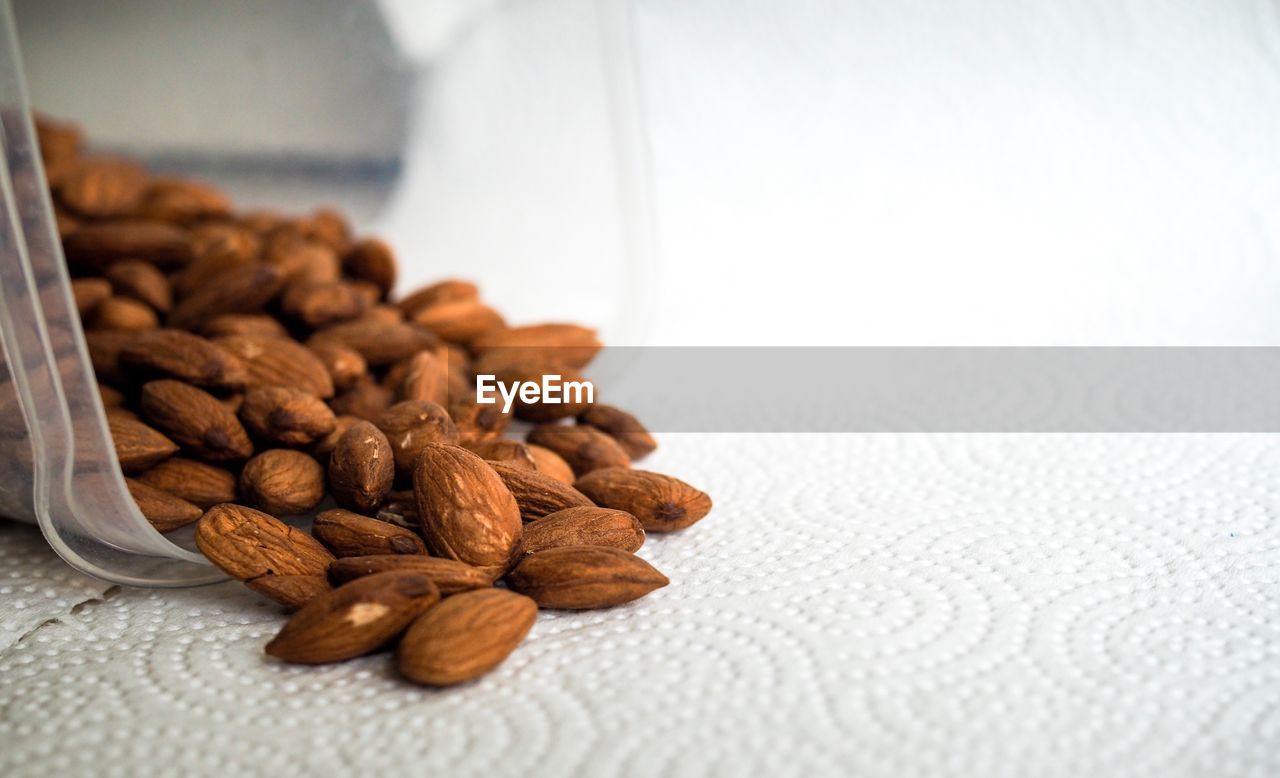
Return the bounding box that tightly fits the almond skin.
[108,414,178,473]
[119,328,248,389]
[463,438,537,471]
[410,300,506,345]
[265,571,440,664]
[246,574,332,611]
[578,404,657,459]
[488,461,594,522]
[91,296,159,332]
[412,444,523,579]
[214,334,335,398]
[328,376,394,422]
[528,444,575,485]
[506,545,668,610]
[328,555,491,594]
[312,508,427,558]
[375,400,458,473]
[341,237,397,298]
[397,279,478,319]
[238,449,326,516]
[307,339,367,392]
[238,386,337,447]
[71,277,111,318]
[397,588,537,686]
[281,280,366,328]
[137,457,237,508]
[393,350,449,406]
[57,158,147,219]
[472,323,601,369]
[526,424,631,476]
[200,314,289,340]
[309,320,437,367]
[139,379,253,461]
[168,262,287,329]
[327,421,395,513]
[62,219,194,271]
[125,477,203,532]
[574,468,713,532]
[105,259,172,313]
[521,507,645,556]
[195,503,335,580]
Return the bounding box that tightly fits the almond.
[57,157,147,218]
[328,555,491,594]
[463,438,537,471]
[135,177,233,224]
[246,574,332,611]
[86,329,135,386]
[526,424,630,476]
[312,508,427,557]
[105,259,172,313]
[280,280,366,328]
[265,571,440,664]
[521,507,645,556]
[375,400,458,473]
[140,380,253,461]
[137,457,237,508]
[62,220,194,271]
[397,588,536,686]
[108,414,178,473]
[472,323,601,370]
[199,314,289,340]
[573,468,713,532]
[308,340,367,392]
[238,449,326,516]
[309,414,361,464]
[393,350,449,406]
[71,277,111,318]
[578,404,657,459]
[528,444,575,485]
[309,320,437,366]
[195,503,335,580]
[506,545,668,609]
[126,477,203,532]
[488,461,593,522]
[214,333,335,398]
[397,279,478,318]
[120,329,248,389]
[168,262,287,328]
[341,237,397,298]
[327,420,395,513]
[410,300,506,344]
[90,296,159,332]
[328,376,393,421]
[413,444,523,578]
[239,386,336,447]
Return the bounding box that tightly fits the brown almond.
[528,444,575,485]
[463,438,537,471]
[309,414,361,463]
[173,248,256,300]
[109,414,178,473]
[214,334,334,398]
[397,589,536,686]
[246,574,332,611]
[238,449,326,516]
[578,404,657,459]
[472,323,601,369]
[126,477,203,532]
[188,221,262,265]
[90,296,159,332]
[199,314,289,340]
[265,571,440,664]
[376,490,419,530]
[168,262,287,328]
[506,545,667,609]
[139,379,253,461]
[195,503,335,580]
[410,300,506,344]
[394,350,449,406]
[375,400,458,473]
[312,508,427,557]
[526,424,630,476]
[137,457,237,508]
[327,420,395,513]
[104,259,172,313]
[119,329,248,389]
[351,302,402,324]
[488,461,593,522]
[328,376,393,421]
[135,177,232,224]
[413,444,523,578]
[71,277,111,319]
[307,340,367,392]
[62,220,194,271]
[397,279,478,318]
[295,207,350,252]
[574,468,712,532]
[280,280,366,328]
[328,555,491,593]
[342,237,397,298]
[57,157,147,218]
[239,386,336,447]
[264,233,340,285]
[98,384,126,408]
[86,329,135,386]
[521,506,645,556]
[309,320,437,366]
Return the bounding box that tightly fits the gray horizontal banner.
[476,347,1280,432]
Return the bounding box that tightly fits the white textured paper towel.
[1,434,1278,777]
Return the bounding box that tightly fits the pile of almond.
[37,115,711,686]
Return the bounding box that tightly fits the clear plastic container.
[0,0,656,586]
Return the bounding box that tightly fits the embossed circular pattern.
[1,434,1278,777]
